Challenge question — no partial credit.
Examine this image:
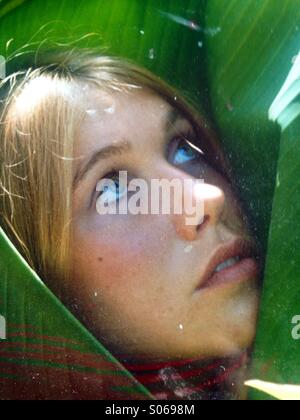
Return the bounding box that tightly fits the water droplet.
[140,30,145,35]
[149,48,156,60]
[184,245,193,254]
[178,324,184,330]
[86,109,97,116]
[104,104,115,114]
[204,26,222,37]
[226,102,234,112]
[197,41,203,48]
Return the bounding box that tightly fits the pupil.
[180,142,193,157]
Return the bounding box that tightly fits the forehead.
[74,85,176,156]
[79,85,172,124]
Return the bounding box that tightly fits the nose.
[172,178,225,242]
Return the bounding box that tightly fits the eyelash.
[94,129,206,205]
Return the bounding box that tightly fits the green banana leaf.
[205,0,300,399]
[249,95,300,400]
[0,0,300,400]
[203,0,300,399]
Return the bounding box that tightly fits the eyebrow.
[73,108,182,191]
[73,141,131,190]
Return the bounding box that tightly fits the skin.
[70,85,260,362]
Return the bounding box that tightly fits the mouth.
[196,238,261,291]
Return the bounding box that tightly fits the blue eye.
[96,173,127,206]
[172,138,201,165]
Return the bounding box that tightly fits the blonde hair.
[0,48,225,293]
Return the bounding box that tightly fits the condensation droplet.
[149,48,156,60]
[86,109,97,116]
[184,245,193,254]
[226,102,234,112]
[104,104,115,114]
[204,26,222,37]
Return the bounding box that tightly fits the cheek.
[71,214,173,297]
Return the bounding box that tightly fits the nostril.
[197,215,210,232]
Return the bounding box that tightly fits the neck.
[120,352,249,400]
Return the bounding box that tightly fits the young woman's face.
[70,85,261,361]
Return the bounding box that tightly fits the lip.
[196,238,261,291]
